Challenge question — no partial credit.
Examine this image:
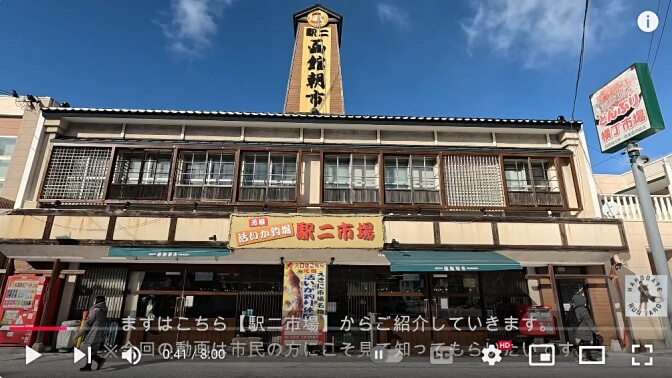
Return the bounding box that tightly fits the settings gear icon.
[481,345,502,366]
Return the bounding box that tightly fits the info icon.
[430,346,454,365]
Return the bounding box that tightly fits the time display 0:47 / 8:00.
[162,347,227,360]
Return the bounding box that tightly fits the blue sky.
[1,0,671,174]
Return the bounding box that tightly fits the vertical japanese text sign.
[589,63,665,154]
[281,261,327,345]
[300,10,331,113]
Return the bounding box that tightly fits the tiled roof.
[41,107,583,128]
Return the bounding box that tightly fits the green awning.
[383,251,522,272]
[108,247,230,258]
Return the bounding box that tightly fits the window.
[504,158,559,192]
[238,152,297,202]
[0,137,14,193]
[174,152,235,200]
[504,158,563,207]
[40,147,112,200]
[108,149,172,200]
[0,137,15,156]
[384,155,440,204]
[323,154,379,203]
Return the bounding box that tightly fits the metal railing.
[599,194,672,221]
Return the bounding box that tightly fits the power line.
[647,0,663,64]
[651,0,672,72]
[570,0,590,122]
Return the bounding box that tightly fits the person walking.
[569,294,601,362]
[75,296,108,371]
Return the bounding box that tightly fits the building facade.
[595,152,672,346]
[0,4,631,352]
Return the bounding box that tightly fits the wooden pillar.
[547,264,566,343]
[0,258,15,294]
[33,259,61,350]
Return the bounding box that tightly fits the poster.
[281,261,327,345]
[625,275,668,317]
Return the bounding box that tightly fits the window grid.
[504,158,559,193]
[112,150,172,185]
[352,155,378,188]
[41,147,112,200]
[384,157,410,190]
[443,155,505,207]
[241,153,297,187]
[411,156,439,190]
[324,155,351,189]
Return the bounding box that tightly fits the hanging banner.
[589,63,665,154]
[228,214,384,249]
[281,261,327,345]
[625,275,668,317]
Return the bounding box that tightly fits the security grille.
[41,147,112,200]
[443,155,505,207]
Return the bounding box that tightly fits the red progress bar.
[8,326,68,331]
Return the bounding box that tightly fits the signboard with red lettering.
[228,214,384,249]
[590,63,665,154]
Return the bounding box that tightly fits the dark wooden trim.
[0,239,230,247]
[167,217,178,242]
[7,209,624,225]
[296,149,303,204]
[438,152,447,207]
[42,215,55,240]
[100,145,116,201]
[0,238,626,252]
[35,144,53,203]
[318,151,324,205]
[554,156,569,209]
[36,259,61,344]
[130,290,237,296]
[568,157,584,212]
[106,216,117,240]
[499,155,509,207]
[617,222,628,250]
[0,258,15,294]
[433,221,441,244]
[165,147,180,201]
[526,274,613,279]
[558,223,568,246]
[378,152,385,206]
[491,222,500,245]
[546,264,566,343]
[230,149,242,202]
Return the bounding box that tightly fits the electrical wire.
[570,0,590,122]
[647,0,663,64]
[651,0,672,72]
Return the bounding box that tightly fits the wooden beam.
[0,258,14,295]
[34,259,61,348]
[547,264,566,343]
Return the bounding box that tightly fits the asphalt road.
[2,349,672,378]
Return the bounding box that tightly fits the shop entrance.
[556,272,588,342]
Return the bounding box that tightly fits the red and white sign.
[248,217,269,228]
[590,66,651,152]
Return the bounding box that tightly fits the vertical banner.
[281,261,327,345]
[625,275,668,317]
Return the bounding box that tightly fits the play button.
[25,346,42,365]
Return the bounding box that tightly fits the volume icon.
[122,346,142,365]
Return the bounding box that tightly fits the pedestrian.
[569,294,601,362]
[75,296,108,371]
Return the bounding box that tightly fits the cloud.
[462,0,627,68]
[156,0,235,58]
[377,3,412,30]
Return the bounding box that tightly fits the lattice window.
[443,155,505,207]
[41,147,112,200]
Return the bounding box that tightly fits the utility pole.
[626,143,672,350]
